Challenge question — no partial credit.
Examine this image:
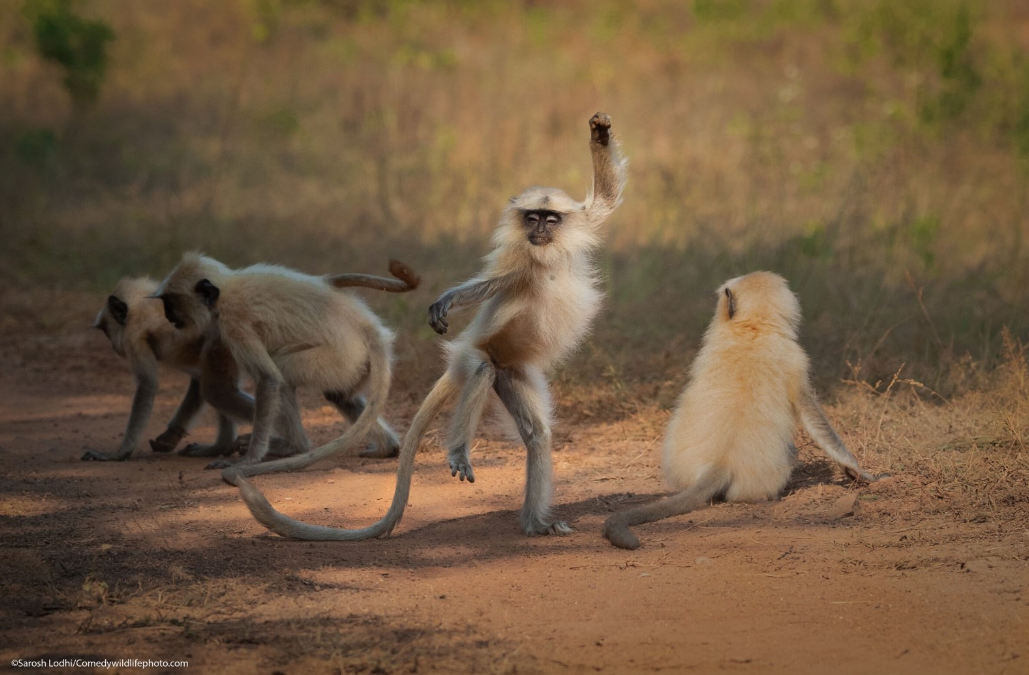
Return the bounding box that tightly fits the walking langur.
[230,111,628,539]
[155,256,418,474]
[603,272,876,550]
[86,260,419,462]
[83,276,242,461]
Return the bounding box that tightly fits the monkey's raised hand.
[149,426,186,453]
[429,295,453,334]
[589,112,612,147]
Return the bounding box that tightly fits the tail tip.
[388,259,421,290]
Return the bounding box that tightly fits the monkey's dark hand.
[149,426,186,453]
[590,112,612,146]
[81,449,129,462]
[429,295,453,334]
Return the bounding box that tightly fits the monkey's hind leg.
[446,360,496,483]
[602,466,730,550]
[325,392,400,459]
[232,386,312,458]
[494,367,569,536]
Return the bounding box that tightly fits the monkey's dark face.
[158,293,188,329]
[523,210,563,246]
[158,278,220,330]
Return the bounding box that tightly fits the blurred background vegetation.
[2,0,1028,411]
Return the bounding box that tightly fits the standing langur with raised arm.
[232,112,628,539]
[603,272,876,550]
[84,276,246,461]
[155,256,419,473]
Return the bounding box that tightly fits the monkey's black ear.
[724,288,736,319]
[194,279,220,307]
[107,295,129,326]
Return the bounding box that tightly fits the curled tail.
[602,465,729,550]
[326,259,420,293]
[232,371,460,541]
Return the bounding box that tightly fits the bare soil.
[1,291,1026,674]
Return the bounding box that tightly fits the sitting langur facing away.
[155,256,419,473]
[231,111,628,539]
[84,276,242,461]
[603,272,876,550]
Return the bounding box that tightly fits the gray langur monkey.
[603,272,876,550]
[84,276,241,461]
[155,256,419,474]
[231,111,628,539]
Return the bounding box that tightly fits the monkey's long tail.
[326,259,420,293]
[601,465,729,551]
[231,371,459,541]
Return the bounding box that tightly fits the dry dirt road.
[1,291,1026,674]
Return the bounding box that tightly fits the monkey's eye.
[526,213,540,226]
[546,214,560,226]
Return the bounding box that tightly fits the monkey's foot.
[180,442,233,458]
[81,449,129,462]
[447,446,475,483]
[149,427,186,453]
[522,516,573,536]
[360,441,400,459]
[589,112,612,146]
[602,517,641,550]
[233,435,305,458]
[846,466,880,483]
[206,456,251,470]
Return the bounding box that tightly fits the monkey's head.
[716,272,801,336]
[496,187,597,264]
[94,277,159,358]
[154,253,230,335]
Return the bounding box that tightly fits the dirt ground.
[1,291,1026,675]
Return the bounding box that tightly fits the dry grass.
[0,0,1027,519]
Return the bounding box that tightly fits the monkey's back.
[219,266,394,391]
[662,324,806,502]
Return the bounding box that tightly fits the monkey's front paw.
[149,427,185,453]
[602,517,641,550]
[589,112,612,146]
[428,298,452,334]
[447,448,475,483]
[523,517,573,536]
[81,449,128,462]
[205,457,237,470]
[230,433,251,456]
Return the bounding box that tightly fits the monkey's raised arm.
[428,275,511,335]
[326,259,421,293]
[797,385,876,483]
[82,356,160,461]
[584,112,627,224]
